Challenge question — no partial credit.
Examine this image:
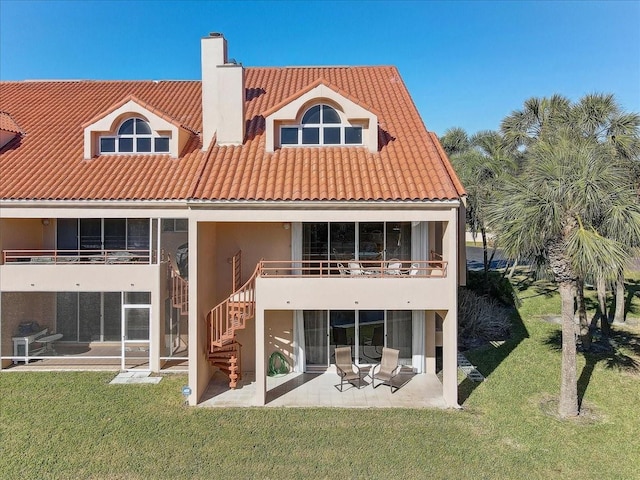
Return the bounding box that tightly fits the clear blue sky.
[1,0,638,136]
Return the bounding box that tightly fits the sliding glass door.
[302,222,412,265]
[303,310,413,369]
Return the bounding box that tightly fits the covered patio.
[199,368,448,408]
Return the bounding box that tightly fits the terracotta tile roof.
[0,68,465,202]
[81,94,199,134]
[0,111,23,134]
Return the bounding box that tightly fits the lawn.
[1,275,639,479]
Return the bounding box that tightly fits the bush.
[458,287,511,350]
[466,270,520,307]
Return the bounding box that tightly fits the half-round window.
[99,117,170,154]
[280,104,363,146]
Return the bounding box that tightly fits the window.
[161,218,188,232]
[99,117,170,154]
[280,104,363,147]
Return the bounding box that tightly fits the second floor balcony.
[3,249,153,265]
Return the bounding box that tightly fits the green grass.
[2,275,640,479]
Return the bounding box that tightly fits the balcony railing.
[258,259,447,278]
[2,249,153,264]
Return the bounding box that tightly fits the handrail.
[169,261,189,315]
[258,259,447,278]
[2,249,152,264]
[232,250,242,292]
[207,262,261,351]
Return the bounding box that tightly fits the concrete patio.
[199,367,448,408]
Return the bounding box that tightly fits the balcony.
[2,249,153,265]
[259,259,447,278]
[254,259,453,312]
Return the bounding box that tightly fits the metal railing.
[2,249,153,264]
[257,259,447,278]
[207,263,260,350]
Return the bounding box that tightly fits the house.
[0,33,466,407]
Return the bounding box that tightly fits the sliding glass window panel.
[385,222,412,261]
[56,219,78,251]
[387,310,412,365]
[329,223,355,262]
[303,310,327,366]
[127,219,150,250]
[302,223,328,275]
[330,310,355,362]
[104,219,127,250]
[359,310,384,363]
[359,222,383,262]
[80,219,101,251]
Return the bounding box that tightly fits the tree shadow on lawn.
[543,328,640,408]
[458,307,530,405]
[512,275,558,300]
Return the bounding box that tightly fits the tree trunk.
[596,275,611,336]
[507,257,519,279]
[559,281,579,418]
[481,226,489,293]
[613,271,626,324]
[576,278,591,351]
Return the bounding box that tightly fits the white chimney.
[201,33,245,149]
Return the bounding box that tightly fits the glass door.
[121,302,151,371]
[359,310,384,363]
[303,310,327,368]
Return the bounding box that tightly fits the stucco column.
[442,308,458,407]
[442,207,459,407]
[255,306,266,406]
[187,219,199,406]
[425,310,436,374]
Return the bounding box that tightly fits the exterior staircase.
[207,251,258,388]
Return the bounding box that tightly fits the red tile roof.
[0,67,465,202]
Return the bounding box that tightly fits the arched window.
[280,104,363,146]
[99,117,170,154]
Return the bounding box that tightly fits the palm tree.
[450,130,516,282]
[488,127,640,417]
[440,127,471,157]
[571,94,640,327]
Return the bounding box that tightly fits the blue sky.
[1,0,638,135]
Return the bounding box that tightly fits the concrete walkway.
[199,368,447,408]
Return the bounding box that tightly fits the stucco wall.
[213,222,291,304]
[265,310,293,372]
[0,219,46,263]
[192,221,218,403]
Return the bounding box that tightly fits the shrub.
[458,287,511,350]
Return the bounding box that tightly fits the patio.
[199,368,448,408]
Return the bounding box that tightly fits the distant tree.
[440,127,471,157]
[450,130,516,286]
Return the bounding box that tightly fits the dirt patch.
[538,394,605,424]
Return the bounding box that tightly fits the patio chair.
[334,346,365,391]
[371,347,402,393]
[348,261,367,275]
[337,262,349,275]
[386,259,403,275]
